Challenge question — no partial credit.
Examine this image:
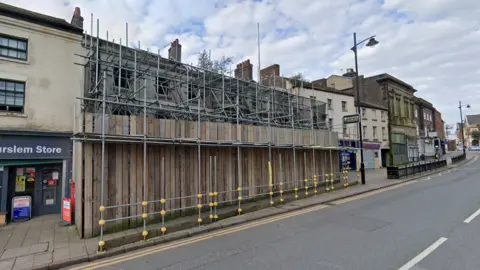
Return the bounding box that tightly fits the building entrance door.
[7,164,62,217]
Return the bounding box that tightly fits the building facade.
[358,103,389,168]
[414,97,435,160]
[0,3,84,222]
[345,73,417,165]
[464,114,480,148]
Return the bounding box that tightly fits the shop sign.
[12,196,32,221]
[0,136,70,159]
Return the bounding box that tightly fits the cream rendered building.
[0,3,84,222]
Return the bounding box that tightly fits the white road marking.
[463,208,480,224]
[398,237,448,270]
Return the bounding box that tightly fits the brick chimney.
[234,59,253,81]
[168,39,182,62]
[260,64,280,87]
[70,7,84,29]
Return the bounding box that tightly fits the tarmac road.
[68,153,480,270]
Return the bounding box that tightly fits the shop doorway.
[7,164,62,218]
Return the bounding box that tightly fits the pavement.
[63,153,477,270]
[0,153,471,270]
[0,216,98,270]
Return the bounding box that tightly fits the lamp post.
[458,101,470,154]
[351,33,379,185]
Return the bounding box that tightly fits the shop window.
[0,79,25,113]
[42,169,59,206]
[0,34,28,61]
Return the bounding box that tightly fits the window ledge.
[0,56,29,65]
[0,112,27,118]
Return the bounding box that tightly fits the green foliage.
[472,130,480,140]
[197,49,233,74]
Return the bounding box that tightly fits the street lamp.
[351,33,379,185]
[459,101,470,155]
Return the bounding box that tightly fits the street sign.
[343,114,360,124]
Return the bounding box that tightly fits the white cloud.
[3,0,480,125]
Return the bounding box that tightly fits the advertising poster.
[15,176,26,192]
[12,196,31,221]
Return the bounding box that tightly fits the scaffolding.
[73,17,359,249]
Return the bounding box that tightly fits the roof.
[301,81,354,97]
[369,73,416,92]
[466,114,480,125]
[357,101,388,111]
[414,97,433,108]
[0,3,83,35]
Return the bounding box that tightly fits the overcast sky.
[4,0,480,132]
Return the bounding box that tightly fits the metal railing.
[386,159,447,179]
[451,153,466,164]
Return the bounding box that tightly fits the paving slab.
[33,252,52,267]
[12,254,34,270]
[0,258,15,270]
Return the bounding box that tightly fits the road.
[69,153,480,270]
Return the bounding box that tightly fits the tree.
[197,49,233,74]
[472,130,480,140]
[288,72,310,88]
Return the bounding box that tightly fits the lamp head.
[366,37,379,47]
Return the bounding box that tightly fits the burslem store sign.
[0,135,71,159]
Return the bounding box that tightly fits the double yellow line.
[70,204,331,269]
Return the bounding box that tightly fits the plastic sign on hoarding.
[12,196,31,222]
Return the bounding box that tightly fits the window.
[327,99,332,110]
[328,118,333,129]
[0,34,27,61]
[155,77,169,96]
[382,127,386,139]
[381,111,386,121]
[362,108,367,118]
[113,67,132,88]
[414,108,418,118]
[372,109,377,119]
[188,83,199,100]
[373,126,377,139]
[0,79,25,113]
[362,125,367,139]
[341,101,347,112]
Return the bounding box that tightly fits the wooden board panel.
[83,143,93,238]
[129,144,137,228]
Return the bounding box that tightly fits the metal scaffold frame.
[74,17,359,250]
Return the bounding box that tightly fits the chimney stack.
[260,64,280,87]
[168,39,182,62]
[234,59,253,81]
[70,7,84,29]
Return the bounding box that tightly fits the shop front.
[363,142,381,169]
[0,133,71,223]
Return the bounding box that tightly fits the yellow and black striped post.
[314,175,318,195]
[213,192,218,220]
[325,172,330,192]
[304,178,309,197]
[279,182,284,203]
[197,194,203,226]
[330,173,335,190]
[98,205,105,252]
[237,187,242,215]
[160,198,167,234]
[268,161,274,206]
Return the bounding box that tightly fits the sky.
[3,0,480,134]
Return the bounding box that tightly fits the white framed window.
[0,34,28,61]
[0,79,25,113]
